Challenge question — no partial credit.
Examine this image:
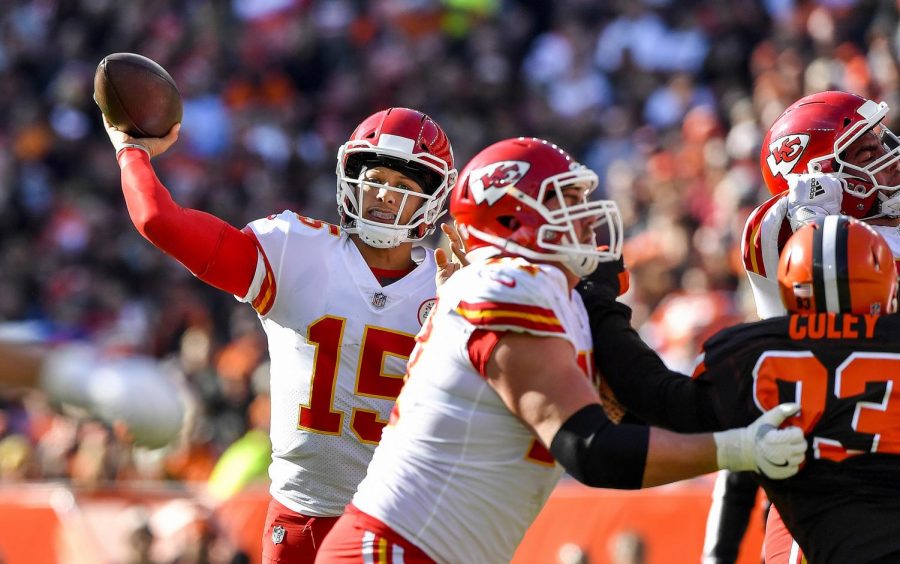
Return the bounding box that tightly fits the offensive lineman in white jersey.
[743,91,900,318]
[102,107,457,562]
[317,137,808,564]
[706,91,900,564]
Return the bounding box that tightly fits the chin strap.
[355,221,407,248]
[563,254,600,278]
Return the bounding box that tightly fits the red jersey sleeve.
[117,148,258,297]
[467,329,502,379]
[741,192,793,278]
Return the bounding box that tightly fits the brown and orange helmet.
[777,216,898,314]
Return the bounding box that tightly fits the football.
[94,52,182,138]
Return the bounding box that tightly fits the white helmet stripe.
[822,215,841,312]
[377,134,416,153]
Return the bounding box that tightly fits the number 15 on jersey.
[298,315,416,444]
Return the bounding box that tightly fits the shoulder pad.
[741,193,792,277]
[251,211,342,239]
[700,318,789,366]
[448,258,570,336]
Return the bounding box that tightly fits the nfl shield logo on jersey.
[372,292,387,308]
[272,525,286,545]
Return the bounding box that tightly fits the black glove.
[576,255,627,307]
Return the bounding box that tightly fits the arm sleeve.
[549,403,650,490]
[578,294,720,432]
[118,148,258,297]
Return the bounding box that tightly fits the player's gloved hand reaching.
[877,189,900,218]
[786,173,845,231]
[576,253,629,308]
[713,403,807,479]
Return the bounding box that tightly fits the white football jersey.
[742,194,900,320]
[352,256,595,564]
[239,211,437,517]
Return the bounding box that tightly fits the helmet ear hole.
[497,216,519,230]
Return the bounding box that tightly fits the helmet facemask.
[336,141,454,248]
[808,100,900,219]
[465,167,623,277]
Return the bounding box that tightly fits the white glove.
[877,190,900,218]
[713,403,807,479]
[786,173,845,231]
[41,345,186,448]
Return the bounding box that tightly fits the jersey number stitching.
[298,316,415,445]
[753,351,900,461]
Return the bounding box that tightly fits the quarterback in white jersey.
[104,107,457,562]
[243,210,439,516]
[742,181,900,319]
[318,137,808,564]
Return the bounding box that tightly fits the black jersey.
[695,312,900,564]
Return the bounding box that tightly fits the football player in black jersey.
[578,216,899,563]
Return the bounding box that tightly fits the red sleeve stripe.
[455,300,564,333]
[743,193,790,277]
[747,219,766,276]
[467,329,502,379]
[743,200,773,276]
[242,227,277,315]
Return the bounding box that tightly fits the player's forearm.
[588,301,717,431]
[643,428,717,487]
[548,409,716,489]
[549,403,649,490]
[117,148,257,296]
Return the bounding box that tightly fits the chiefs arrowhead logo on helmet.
[766,134,810,178]
[468,161,530,206]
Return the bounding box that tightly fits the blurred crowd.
[0,0,897,541]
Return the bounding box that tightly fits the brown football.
[94,53,182,138]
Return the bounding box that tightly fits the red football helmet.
[451,137,622,277]
[761,91,900,219]
[337,107,457,248]
[778,216,898,315]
